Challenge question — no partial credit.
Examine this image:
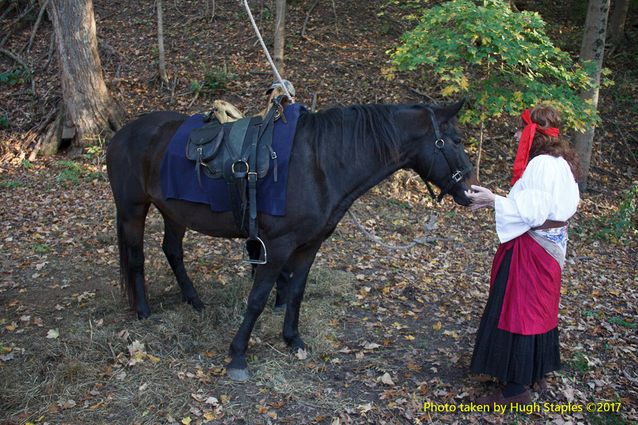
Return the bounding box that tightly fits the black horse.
[106,100,473,381]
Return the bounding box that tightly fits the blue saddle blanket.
[161,103,305,215]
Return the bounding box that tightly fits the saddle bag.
[185,120,224,164]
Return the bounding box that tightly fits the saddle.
[185,97,285,264]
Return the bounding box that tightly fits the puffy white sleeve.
[494,155,580,243]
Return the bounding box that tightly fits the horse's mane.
[299,104,402,167]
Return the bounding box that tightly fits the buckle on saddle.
[231,160,249,178]
[245,237,267,265]
[452,170,463,183]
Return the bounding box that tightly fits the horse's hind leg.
[160,213,204,311]
[117,203,151,319]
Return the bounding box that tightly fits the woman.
[466,104,581,405]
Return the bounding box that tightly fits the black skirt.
[470,249,561,385]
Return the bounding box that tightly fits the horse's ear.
[438,98,466,122]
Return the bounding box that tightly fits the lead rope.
[240,0,293,102]
[242,0,443,251]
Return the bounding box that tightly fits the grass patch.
[0,263,356,424]
[33,243,51,254]
[55,160,104,185]
[203,64,235,92]
[56,161,84,185]
[0,69,30,86]
[570,351,590,373]
[0,180,26,189]
[608,316,636,329]
[586,412,628,425]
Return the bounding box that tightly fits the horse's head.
[399,100,474,206]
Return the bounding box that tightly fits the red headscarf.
[511,108,560,185]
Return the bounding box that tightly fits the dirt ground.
[1,0,637,424]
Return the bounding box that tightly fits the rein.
[422,106,472,203]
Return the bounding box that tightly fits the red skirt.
[490,232,562,335]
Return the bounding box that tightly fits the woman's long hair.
[526,105,582,182]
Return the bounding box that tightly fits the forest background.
[0,0,636,424]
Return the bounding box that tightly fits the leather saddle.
[185,98,284,264]
[186,112,278,185]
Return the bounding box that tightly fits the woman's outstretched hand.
[464,185,495,211]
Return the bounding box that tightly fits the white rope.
[240,0,293,101]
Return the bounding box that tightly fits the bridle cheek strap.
[423,107,470,203]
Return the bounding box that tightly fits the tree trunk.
[574,0,610,191]
[157,0,168,84]
[273,0,286,76]
[608,0,630,45]
[45,0,124,152]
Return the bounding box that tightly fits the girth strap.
[243,106,279,264]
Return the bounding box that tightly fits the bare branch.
[300,0,320,38]
[25,0,51,53]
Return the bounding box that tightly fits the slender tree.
[43,0,123,154]
[574,0,610,191]
[157,0,168,84]
[273,0,286,76]
[608,0,630,45]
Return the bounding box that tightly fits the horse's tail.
[116,212,134,307]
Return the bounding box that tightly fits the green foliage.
[55,160,103,184]
[83,134,107,169]
[33,243,51,254]
[190,79,202,94]
[0,180,26,189]
[595,184,638,244]
[0,69,30,86]
[570,351,590,372]
[586,411,629,425]
[388,0,597,130]
[56,160,84,185]
[203,65,236,92]
[608,316,636,329]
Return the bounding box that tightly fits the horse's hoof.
[273,303,286,314]
[286,337,305,352]
[227,368,250,382]
[136,307,151,320]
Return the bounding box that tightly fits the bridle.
[421,106,472,203]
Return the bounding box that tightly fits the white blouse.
[495,155,580,244]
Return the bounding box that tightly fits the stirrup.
[244,237,267,265]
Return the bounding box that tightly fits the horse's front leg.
[281,242,322,351]
[227,262,283,381]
